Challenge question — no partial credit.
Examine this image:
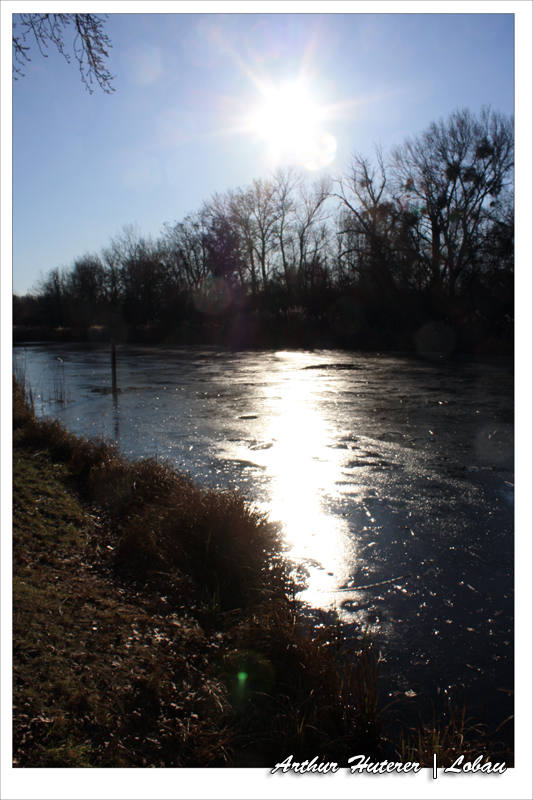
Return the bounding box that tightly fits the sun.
[248,80,337,170]
[250,82,319,149]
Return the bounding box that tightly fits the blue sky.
[6,7,520,295]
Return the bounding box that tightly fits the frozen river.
[14,343,514,736]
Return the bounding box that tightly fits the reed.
[12,374,287,613]
[13,356,34,414]
[12,374,512,767]
[389,696,514,768]
[215,605,384,764]
[51,372,73,405]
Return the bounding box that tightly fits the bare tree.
[332,147,400,306]
[161,213,210,291]
[120,235,167,323]
[33,266,70,326]
[205,182,280,297]
[69,254,107,306]
[292,175,332,290]
[270,167,304,295]
[392,107,513,297]
[13,14,115,93]
[239,179,281,292]
[101,246,122,308]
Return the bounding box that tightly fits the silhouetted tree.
[34,267,70,327]
[120,236,167,324]
[18,106,513,351]
[162,213,210,291]
[100,245,122,308]
[66,254,108,326]
[392,107,513,300]
[225,180,282,294]
[270,167,304,298]
[13,294,42,327]
[13,13,115,93]
[269,169,332,297]
[292,176,332,295]
[333,148,401,316]
[69,254,107,305]
[203,214,245,284]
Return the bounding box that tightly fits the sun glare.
[251,83,318,148]
[248,80,337,170]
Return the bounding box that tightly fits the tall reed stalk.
[13,355,34,411]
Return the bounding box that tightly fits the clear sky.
[4,6,519,296]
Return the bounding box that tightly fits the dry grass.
[14,374,287,613]
[216,609,384,765]
[12,374,512,767]
[388,697,514,768]
[13,375,384,766]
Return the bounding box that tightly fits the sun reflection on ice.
[252,352,355,607]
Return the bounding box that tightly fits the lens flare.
[193,276,233,315]
[301,131,338,171]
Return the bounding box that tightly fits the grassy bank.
[13,375,384,767]
[12,376,511,767]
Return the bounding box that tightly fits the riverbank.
[12,318,513,357]
[12,376,511,767]
[13,375,385,767]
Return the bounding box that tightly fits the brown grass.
[12,374,512,767]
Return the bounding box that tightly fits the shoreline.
[12,376,513,767]
[12,323,514,358]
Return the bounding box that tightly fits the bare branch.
[13,13,115,93]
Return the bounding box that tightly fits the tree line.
[14,107,514,353]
